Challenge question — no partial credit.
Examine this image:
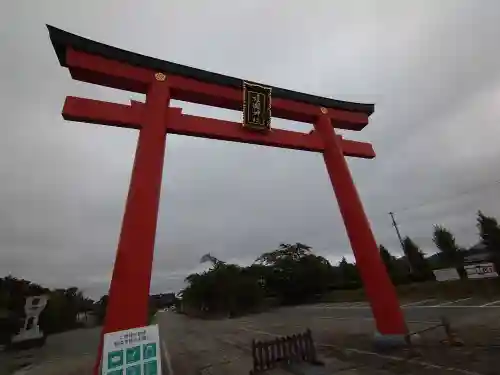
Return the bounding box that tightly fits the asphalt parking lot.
[3,297,500,374]
[301,296,500,327]
[0,328,98,375]
[158,297,500,375]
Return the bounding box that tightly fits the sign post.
[102,325,161,375]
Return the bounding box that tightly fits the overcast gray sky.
[2,1,500,298]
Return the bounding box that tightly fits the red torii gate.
[47,25,407,370]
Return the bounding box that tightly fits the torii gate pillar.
[315,114,407,338]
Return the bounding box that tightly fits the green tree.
[476,211,500,269]
[378,244,407,283]
[432,225,465,278]
[256,243,312,265]
[94,295,109,324]
[0,276,96,336]
[402,237,434,281]
[255,243,333,304]
[379,245,397,273]
[200,253,224,267]
[181,261,264,316]
[336,257,361,288]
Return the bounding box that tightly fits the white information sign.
[433,268,460,282]
[102,324,161,375]
[464,262,498,279]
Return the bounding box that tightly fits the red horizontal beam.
[163,105,373,157]
[340,137,375,159]
[61,97,375,158]
[167,110,324,153]
[62,96,142,129]
[66,49,151,93]
[167,76,368,130]
[64,48,369,130]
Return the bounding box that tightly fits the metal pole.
[389,212,412,273]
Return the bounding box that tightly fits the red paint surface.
[65,48,368,130]
[62,97,375,158]
[62,96,142,129]
[314,115,406,335]
[66,49,151,93]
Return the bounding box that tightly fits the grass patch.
[322,279,500,303]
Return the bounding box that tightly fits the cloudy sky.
[2,1,500,298]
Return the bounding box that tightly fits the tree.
[476,211,500,268]
[0,278,91,335]
[402,237,434,281]
[200,253,224,267]
[181,261,264,316]
[432,225,465,278]
[181,243,336,314]
[254,243,333,304]
[378,244,407,283]
[256,243,312,265]
[379,245,397,273]
[94,295,109,324]
[336,257,361,288]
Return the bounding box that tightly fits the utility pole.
[389,212,404,249]
[389,212,412,273]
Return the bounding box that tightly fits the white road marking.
[300,303,500,309]
[319,345,485,375]
[317,316,439,324]
[401,298,435,307]
[434,297,472,306]
[161,339,174,375]
[302,304,370,309]
[407,305,500,308]
[238,327,279,337]
[318,316,374,321]
[12,365,35,375]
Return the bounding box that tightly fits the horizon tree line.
[1,211,499,332]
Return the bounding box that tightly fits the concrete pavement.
[1,328,99,375]
[156,311,393,375]
[3,297,500,374]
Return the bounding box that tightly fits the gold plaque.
[242,82,272,131]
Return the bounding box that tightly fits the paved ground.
[2,297,500,374]
[0,328,99,375]
[157,298,500,375]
